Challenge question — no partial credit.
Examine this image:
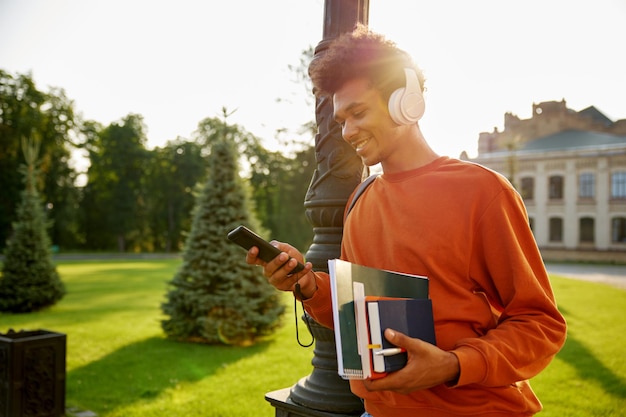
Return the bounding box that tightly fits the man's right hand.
[246,241,316,299]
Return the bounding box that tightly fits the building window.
[520,177,534,200]
[612,217,626,243]
[611,172,626,199]
[549,175,564,200]
[579,173,595,199]
[579,217,594,243]
[549,217,563,242]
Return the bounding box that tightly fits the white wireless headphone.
[388,68,425,125]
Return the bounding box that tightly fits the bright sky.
[1,0,625,163]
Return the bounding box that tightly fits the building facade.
[470,99,626,262]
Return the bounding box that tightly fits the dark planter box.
[0,329,66,417]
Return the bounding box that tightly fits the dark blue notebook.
[367,298,436,373]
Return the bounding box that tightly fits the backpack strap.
[345,174,379,218]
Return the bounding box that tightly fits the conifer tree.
[161,116,285,346]
[0,137,65,312]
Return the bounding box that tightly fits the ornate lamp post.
[265,0,369,415]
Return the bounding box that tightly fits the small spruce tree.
[161,121,285,346]
[0,137,65,313]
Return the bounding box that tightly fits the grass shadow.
[67,335,271,412]
[557,334,626,399]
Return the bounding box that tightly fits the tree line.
[0,69,316,254]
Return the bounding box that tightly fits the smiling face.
[333,77,412,169]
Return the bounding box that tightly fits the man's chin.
[362,158,380,167]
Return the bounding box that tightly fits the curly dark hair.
[309,24,425,102]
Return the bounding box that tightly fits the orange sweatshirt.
[304,157,567,417]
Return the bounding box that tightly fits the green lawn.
[1,259,625,416]
[531,276,626,416]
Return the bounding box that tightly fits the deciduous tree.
[82,114,149,251]
[0,70,80,251]
[144,139,206,252]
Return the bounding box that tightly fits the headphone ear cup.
[388,68,425,125]
[388,88,408,125]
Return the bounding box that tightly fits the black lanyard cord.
[294,282,315,348]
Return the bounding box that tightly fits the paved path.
[545,262,626,290]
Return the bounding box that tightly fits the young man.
[247,25,567,417]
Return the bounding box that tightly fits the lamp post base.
[266,388,362,417]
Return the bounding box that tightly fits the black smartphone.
[227,225,305,274]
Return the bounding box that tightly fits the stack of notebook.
[329,259,436,380]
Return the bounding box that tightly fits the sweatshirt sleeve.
[452,187,567,387]
[302,271,334,329]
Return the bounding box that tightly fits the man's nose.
[342,120,358,141]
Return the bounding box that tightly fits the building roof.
[521,129,626,152]
[577,106,613,126]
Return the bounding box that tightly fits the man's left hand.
[362,328,460,394]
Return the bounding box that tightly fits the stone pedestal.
[0,329,66,417]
